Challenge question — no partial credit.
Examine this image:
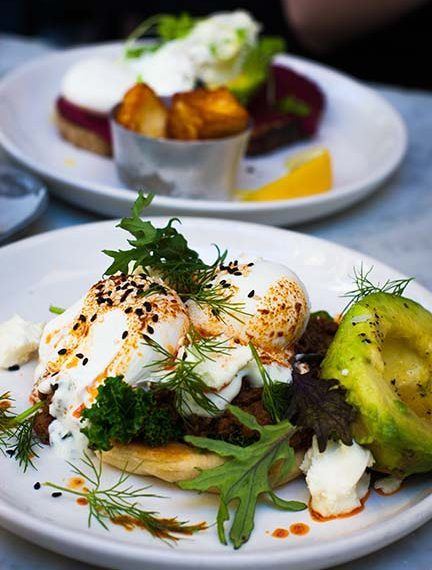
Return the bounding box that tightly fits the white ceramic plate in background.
[0,43,407,225]
[0,218,430,570]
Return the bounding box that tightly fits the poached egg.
[34,273,189,459]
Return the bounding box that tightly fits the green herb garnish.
[180,405,306,549]
[342,264,414,314]
[249,343,281,422]
[104,192,248,322]
[276,95,311,117]
[124,13,197,59]
[49,305,65,315]
[143,333,222,417]
[0,392,43,471]
[45,453,206,541]
[81,377,182,451]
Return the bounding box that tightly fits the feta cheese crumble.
[0,314,43,369]
[300,437,374,518]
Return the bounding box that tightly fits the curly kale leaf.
[180,406,305,549]
[286,366,357,453]
[81,377,182,451]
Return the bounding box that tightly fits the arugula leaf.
[81,377,182,451]
[286,365,356,453]
[180,405,306,549]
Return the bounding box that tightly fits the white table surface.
[1,34,432,570]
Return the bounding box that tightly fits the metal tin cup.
[110,105,251,201]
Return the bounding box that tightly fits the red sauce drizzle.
[290,523,310,536]
[271,528,289,539]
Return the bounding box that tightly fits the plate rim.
[0,216,431,569]
[0,42,407,214]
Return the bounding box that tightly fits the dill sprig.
[0,392,43,471]
[187,326,233,362]
[104,192,247,322]
[45,453,206,541]
[342,263,414,314]
[144,328,233,416]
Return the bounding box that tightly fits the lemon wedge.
[237,147,332,202]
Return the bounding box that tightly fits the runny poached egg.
[34,273,189,460]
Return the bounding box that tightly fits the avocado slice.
[321,292,432,477]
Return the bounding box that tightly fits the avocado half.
[321,292,432,477]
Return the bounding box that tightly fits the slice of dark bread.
[247,65,325,156]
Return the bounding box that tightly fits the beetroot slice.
[247,64,325,155]
[56,97,112,143]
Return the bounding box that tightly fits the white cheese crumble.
[300,437,374,518]
[0,315,43,369]
[374,476,403,495]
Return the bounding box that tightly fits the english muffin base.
[102,441,304,486]
[56,113,112,157]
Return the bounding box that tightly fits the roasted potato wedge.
[167,87,249,140]
[116,83,168,138]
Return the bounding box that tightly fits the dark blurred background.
[1,0,431,89]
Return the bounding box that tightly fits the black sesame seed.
[247,262,254,267]
[220,280,226,285]
[58,348,67,355]
[73,323,79,330]
[82,358,89,366]
[106,298,114,306]
[90,314,97,322]
[234,271,242,276]
[76,353,84,359]
[234,260,238,266]
[6,449,15,457]
[147,325,154,335]
[79,314,86,322]
[248,290,255,298]
[52,383,59,391]
[135,308,144,316]
[120,290,132,303]
[152,314,159,323]
[33,482,41,490]
[51,492,62,498]
[144,302,152,312]
[122,331,128,340]
[223,283,231,288]
[125,307,133,314]
[7,364,20,372]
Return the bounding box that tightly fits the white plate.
[0,43,407,225]
[0,218,431,570]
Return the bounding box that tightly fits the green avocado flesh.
[321,292,432,477]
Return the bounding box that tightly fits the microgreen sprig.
[104,192,248,322]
